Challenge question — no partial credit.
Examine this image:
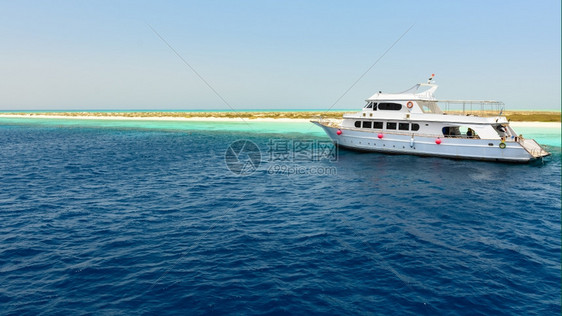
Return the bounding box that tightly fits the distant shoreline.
[0,114,311,123]
[0,110,559,122]
[0,112,560,129]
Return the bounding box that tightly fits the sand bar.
[0,110,559,121]
[0,112,559,128]
[509,122,560,128]
[0,114,312,123]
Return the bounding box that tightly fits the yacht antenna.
[427,73,435,84]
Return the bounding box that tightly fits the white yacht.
[312,77,550,163]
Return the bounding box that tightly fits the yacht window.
[373,121,383,129]
[442,126,461,137]
[378,102,402,111]
[386,122,397,130]
[398,123,409,131]
[372,103,378,111]
[363,121,372,128]
[354,121,361,128]
[411,123,420,131]
[460,126,479,139]
[365,102,373,109]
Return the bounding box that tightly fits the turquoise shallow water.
[509,125,561,147]
[0,117,559,147]
[0,117,328,137]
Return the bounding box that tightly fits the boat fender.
[336,129,342,135]
[378,133,383,139]
[435,138,442,145]
[499,143,506,149]
[410,137,414,148]
[407,101,414,109]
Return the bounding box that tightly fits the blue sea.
[0,117,560,315]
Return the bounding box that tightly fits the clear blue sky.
[0,0,560,110]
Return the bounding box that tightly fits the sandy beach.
[509,122,561,128]
[0,112,559,128]
[0,114,313,123]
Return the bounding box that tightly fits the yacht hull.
[313,122,549,163]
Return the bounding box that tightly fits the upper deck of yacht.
[366,83,439,102]
[346,82,507,125]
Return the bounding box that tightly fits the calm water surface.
[0,119,560,315]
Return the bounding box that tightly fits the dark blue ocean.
[0,121,560,315]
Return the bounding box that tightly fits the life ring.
[499,143,506,149]
[406,101,414,109]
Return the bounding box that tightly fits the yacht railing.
[310,115,341,128]
[310,115,323,122]
[518,138,550,158]
[438,100,505,117]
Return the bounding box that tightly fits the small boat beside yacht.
[312,76,551,163]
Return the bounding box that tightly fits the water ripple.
[0,124,559,315]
